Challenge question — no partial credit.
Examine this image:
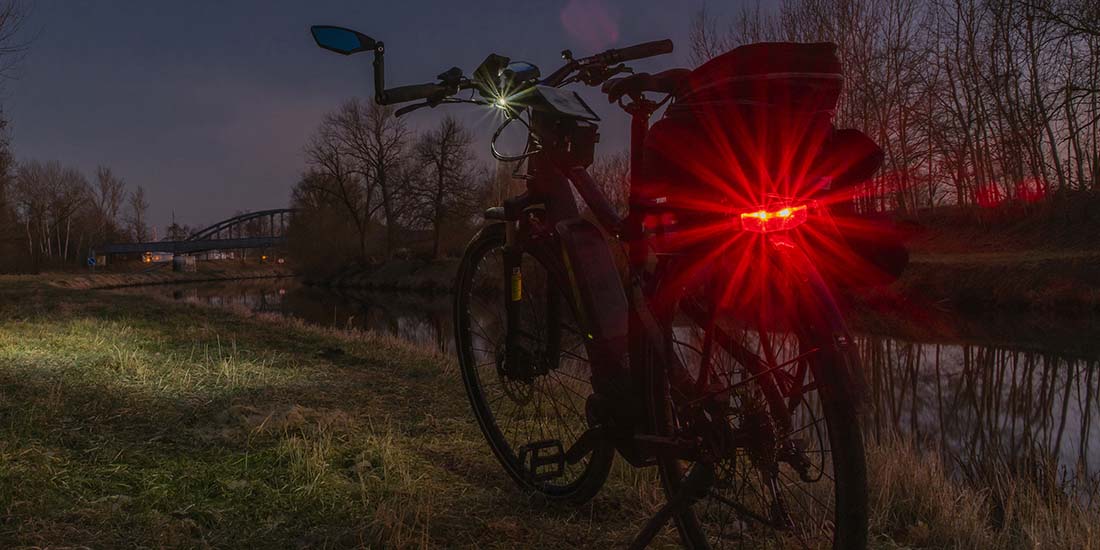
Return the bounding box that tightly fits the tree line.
[691,0,1100,215]
[0,1,158,272]
[0,146,154,271]
[289,99,489,269]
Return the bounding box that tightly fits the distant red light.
[1016,177,1047,203]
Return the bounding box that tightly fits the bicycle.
[312,25,868,549]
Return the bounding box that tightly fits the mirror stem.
[372,42,387,104]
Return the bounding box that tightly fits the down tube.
[554,218,635,414]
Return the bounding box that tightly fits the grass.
[0,277,669,548]
[46,259,294,290]
[866,436,1098,548]
[0,276,1095,548]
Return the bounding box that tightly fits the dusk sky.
[4,0,720,231]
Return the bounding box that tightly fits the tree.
[13,160,90,263]
[304,111,374,260]
[92,165,125,242]
[0,110,19,270]
[126,185,149,242]
[165,217,193,241]
[0,3,31,271]
[589,150,631,216]
[688,0,1100,212]
[0,1,26,81]
[288,170,368,272]
[328,99,410,257]
[410,116,485,258]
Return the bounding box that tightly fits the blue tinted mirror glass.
[500,62,540,91]
[505,62,538,74]
[311,26,372,55]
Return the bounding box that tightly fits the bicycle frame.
[495,92,854,463]
[493,97,670,457]
[314,27,869,547]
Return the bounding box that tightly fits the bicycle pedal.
[517,439,566,481]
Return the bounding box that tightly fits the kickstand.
[627,463,715,549]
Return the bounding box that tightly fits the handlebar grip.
[606,39,673,63]
[381,82,448,104]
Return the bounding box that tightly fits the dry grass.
[0,279,669,548]
[0,278,1094,548]
[867,436,1099,549]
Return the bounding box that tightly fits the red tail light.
[740,204,809,233]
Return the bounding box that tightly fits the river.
[114,277,1100,504]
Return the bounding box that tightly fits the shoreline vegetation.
[309,252,1100,309]
[300,248,1100,314]
[33,244,1100,315]
[0,278,1095,548]
[40,260,296,291]
[305,199,1100,314]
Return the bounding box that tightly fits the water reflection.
[116,279,1100,499]
[860,337,1099,499]
[126,279,454,354]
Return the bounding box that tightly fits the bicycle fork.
[502,221,524,372]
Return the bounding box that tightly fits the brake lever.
[395,97,489,118]
[578,63,632,87]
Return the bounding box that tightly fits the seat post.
[623,97,660,274]
[625,98,658,193]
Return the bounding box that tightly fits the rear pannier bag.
[638,42,908,286]
[679,41,843,110]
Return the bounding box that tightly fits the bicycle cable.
[490,110,543,162]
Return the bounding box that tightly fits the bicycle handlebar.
[581,39,674,66]
[378,39,674,105]
[380,82,450,104]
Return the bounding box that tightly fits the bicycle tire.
[454,223,614,504]
[647,248,868,549]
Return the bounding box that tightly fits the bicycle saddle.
[602,68,691,103]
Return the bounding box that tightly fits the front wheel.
[649,246,868,549]
[454,223,613,503]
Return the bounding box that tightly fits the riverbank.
[893,199,1100,313]
[44,260,295,290]
[0,278,671,547]
[305,244,1100,314]
[0,278,1094,548]
[311,197,1100,312]
[891,248,1100,312]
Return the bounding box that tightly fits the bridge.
[101,209,296,256]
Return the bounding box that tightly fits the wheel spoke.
[654,288,859,549]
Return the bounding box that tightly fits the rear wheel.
[649,251,867,549]
[454,223,613,503]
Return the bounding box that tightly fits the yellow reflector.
[510,267,522,301]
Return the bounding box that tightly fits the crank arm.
[632,434,701,462]
[563,426,607,464]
